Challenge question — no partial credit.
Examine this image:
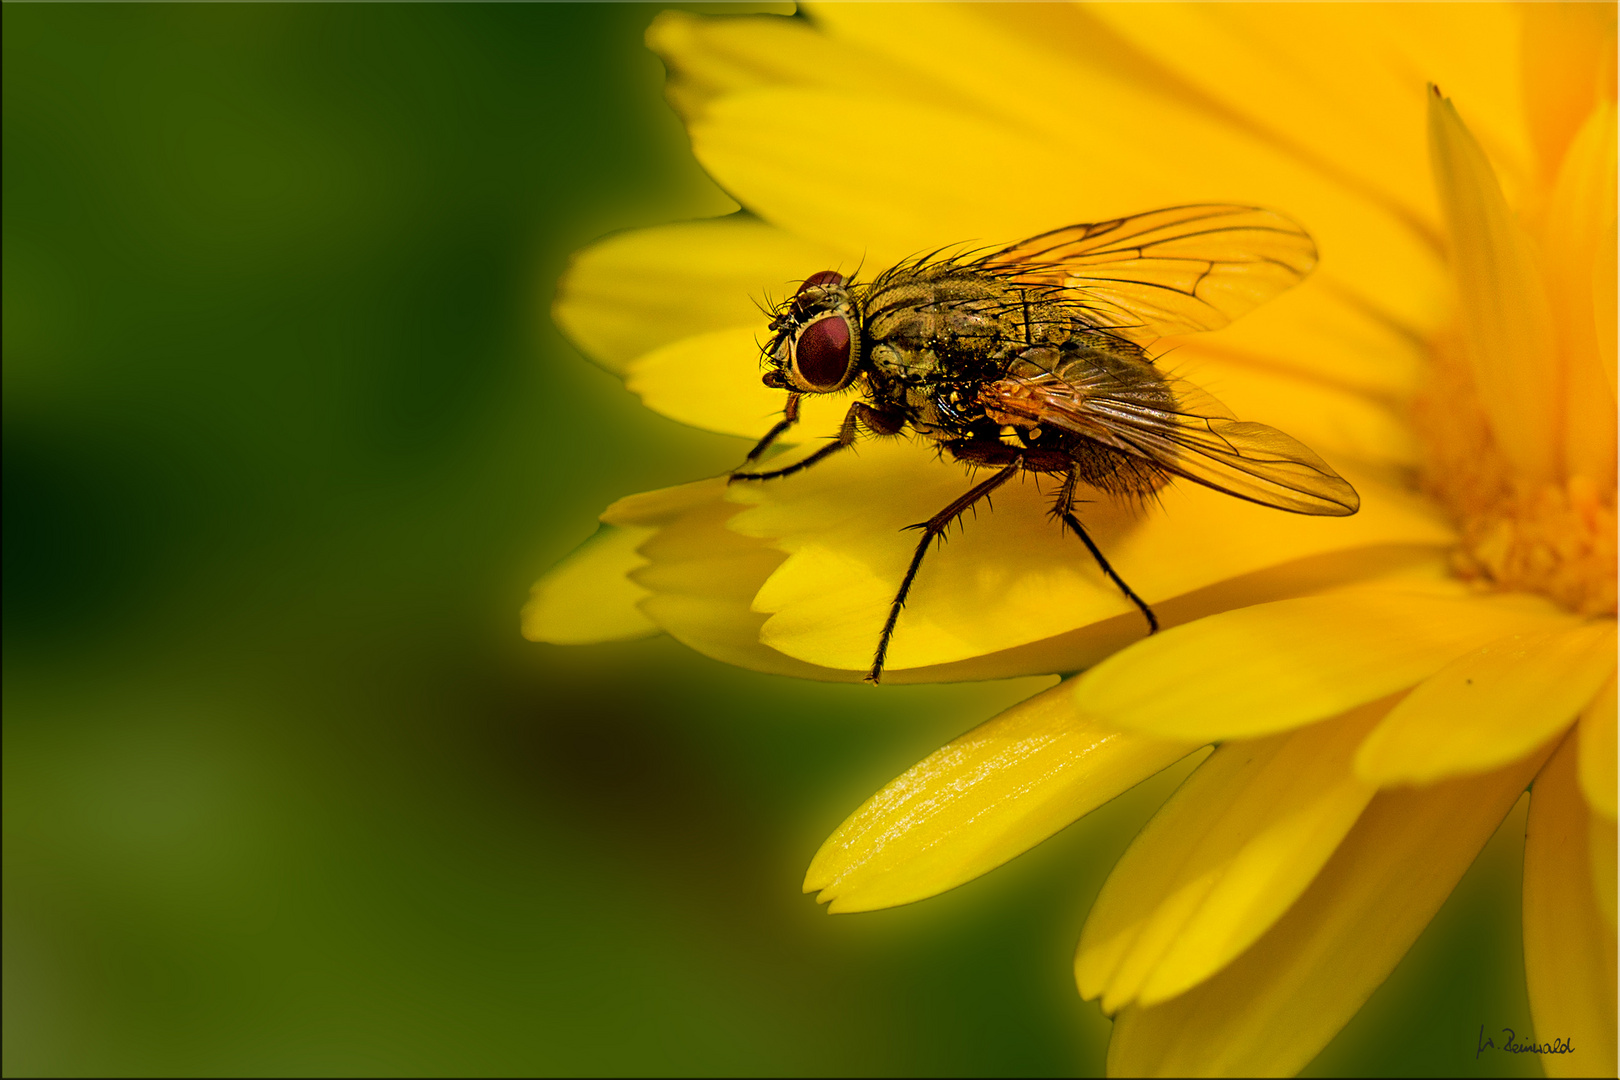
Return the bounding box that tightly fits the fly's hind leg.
[867,459,1023,684]
[730,400,904,484]
[1053,470,1159,634]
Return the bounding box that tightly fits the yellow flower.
[526,4,1616,1075]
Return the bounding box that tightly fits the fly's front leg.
[738,392,802,468]
[729,401,904,484]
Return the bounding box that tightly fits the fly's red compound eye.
[791,314,854,391]
[796,270,844,295]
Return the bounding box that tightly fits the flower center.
[1413,342,1617,617]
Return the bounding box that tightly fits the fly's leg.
[739,392,802,467]
[730,401,904,484]
[729,400,854,483]
[1048,468,1080,522]
[1053,470,1158,634]
[867,459,1023,684]
[1060,512,1158,634]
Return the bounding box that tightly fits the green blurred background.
[2,5,1544,1076]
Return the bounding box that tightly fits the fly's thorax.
[861,267,1023,383]
[860,266,1095,383]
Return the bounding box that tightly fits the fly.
[730,204,1360,683]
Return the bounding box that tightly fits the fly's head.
[763,271,862,394]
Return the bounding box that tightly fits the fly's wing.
[981,366,1360,516]
[977,205,1317,343]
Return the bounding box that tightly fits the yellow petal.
[1579,671,1618,820]
[1523,1,1619,182]
[521,525,658,645]
[552,217,842,375]
[692,87,1086,271]
[1429,88,1561,484]
[643,592,823,680]
[806,677,1197,913]
[1597,210,1618,398]
[607,478,840,680]
[1355,622,1616,786]
[1083,3,1441,239]
[1106,745,1549,1078]
[1545,102,1618,489]
[691,38,1443,338]
[624,326,852,442]
[730,438,1454,673]
[1091,1,1546,216]
[634,503,785,606]
[645,579,1132,685]
[1077,700,1386,1014]
[905,548,1462,685]
[635,557,1127,683]
[1364,2,1534,201]
[1161,278,1429,401]
[1524,732,1619,1078]
[599,476,731,528]
[1069,588,1571,743]
[646,8,927,125]
[1593,814,1618,933]
[601,477,1140,683]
